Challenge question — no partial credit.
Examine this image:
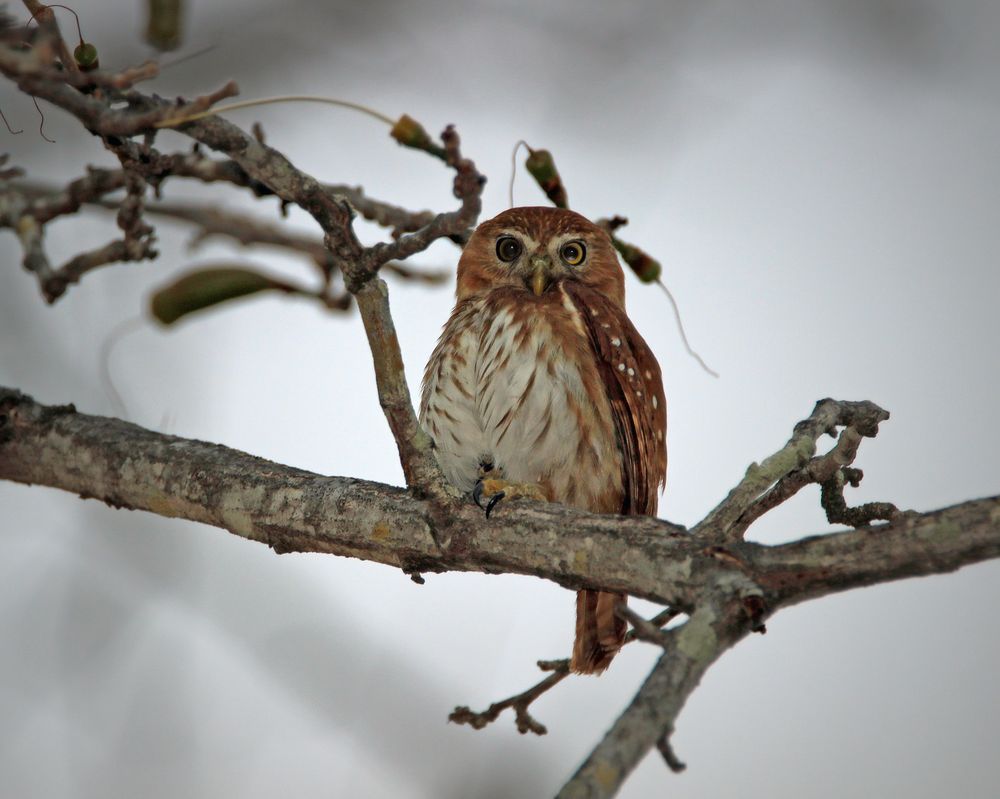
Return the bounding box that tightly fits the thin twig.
[22,0,77,74]
[451,606,680,736]
[617,604,672,648]
[40,170,156,302]
[450,661,570,735]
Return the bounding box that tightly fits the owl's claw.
[485,491,506,519]
[472,477,545,518]
[472,479,506,517]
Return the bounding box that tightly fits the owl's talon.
[485,491,506,518]
[474,477,546,518]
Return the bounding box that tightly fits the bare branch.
[329,183,439,238]
[355,280,455,498]
[452,607,681,736]
[1,387,995,609]
[39,169,156,301]
[11,59,160,91]
[693,399,891,541]
[361,125,483,274]
[556,600,750,799]
[656,727,687,774]
[114,201,448,285]
[0,63,475,495]
[11,176,450,283]
[616,604,671,648]
[20,168,127,223]
[450,660,570,735]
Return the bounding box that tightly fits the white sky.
[1,1,998,797]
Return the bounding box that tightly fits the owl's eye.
[560,240,587,266]
[496,236,522,262]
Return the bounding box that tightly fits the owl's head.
[455,207,625,306]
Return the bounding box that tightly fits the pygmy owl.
[420,207,667,674]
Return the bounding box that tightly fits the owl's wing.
[564,282,667,516]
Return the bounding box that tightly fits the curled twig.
[729,405,903,539]
[821,467,901,527]
[695,399,893,541]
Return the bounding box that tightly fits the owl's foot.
[473,477,547,518]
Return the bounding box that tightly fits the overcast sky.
[1,1,999,797]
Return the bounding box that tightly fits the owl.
[420,207,667,674]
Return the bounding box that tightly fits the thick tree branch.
[1,386,997,614]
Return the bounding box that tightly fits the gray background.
[1,1,998,796]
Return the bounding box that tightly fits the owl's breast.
[420,299,487,493]
[421,287,623,512]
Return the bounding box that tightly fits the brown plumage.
[420,207,667,674]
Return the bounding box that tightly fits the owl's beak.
[529,255,551,296]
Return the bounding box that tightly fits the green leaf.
[150,267,285,325]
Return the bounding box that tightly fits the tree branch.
[450,660,570,736]
[450,608,681,737]
[0,385,996,617]
[557,600,749,799]
[693,398,892,541]
[0,50,482,497]
[39,168,157,301]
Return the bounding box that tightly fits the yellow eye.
[496,236,522,262]
[560,240,586,266]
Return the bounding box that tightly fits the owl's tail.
[571,589,627,674]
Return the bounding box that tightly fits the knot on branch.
[798,397,889,439]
